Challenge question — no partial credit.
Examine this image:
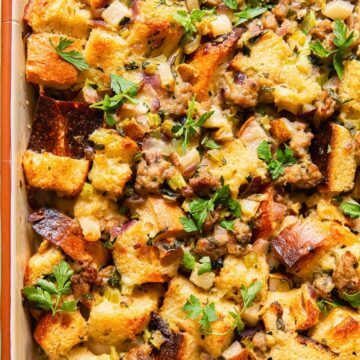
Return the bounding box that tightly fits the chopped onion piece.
[322,0,354,20]
[102,0,132,26]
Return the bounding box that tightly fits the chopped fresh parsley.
[172,97,214,151]
[198,256,212,275]
[49,37,89,71]
[341,291,360,308]
[180,184,241,232]
[223,0,238,10]
[233,6,269,26]
[182,281,262,336]
[220,219,235,231]
[23,261,77,316]
[309,19,355,79]
[316,298,340,315]
[108,269,121,288]
[257,140,296,179]
[90,74,139,126]
[173,9,215,37]
[201,135,223,150]
[182,250,196,270]
[340,201,360,219]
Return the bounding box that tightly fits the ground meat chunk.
[194,236,227,260]
[314,91,337,124]
[135,151,172,194]
[227,220,252,255]
[289,122,314,159]
[223,72,259,109]
[276,161,322,189]
[276,19,297,37]
[313,273,335,298]
[262,12,278,32]
[273,0,290,21]
[160,82,193,116]
[189,172,220,196]
[332,251,360,293]
[310,19,333,40]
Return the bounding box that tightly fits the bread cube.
[66,346,110,360]
[269,118,293,144]
[34,311,87,360]
[87,287,161,346]
[160,276,237,358]
[88,129,138,196]
[230,31,321,114]
[185,31,240,102]
[23,150,89,196]
[24,244,63,286]
[261,283,319,332]
[24,0,91,39]
[26,33,83,88]
[311,123,356,193]
[310,307,360,358]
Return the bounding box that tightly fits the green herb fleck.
[340,202,360,219]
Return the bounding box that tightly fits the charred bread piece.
[26,34,84,88]
[29,208,93,263]
[23,96,103,195]
[310,307,360,358]
[34,311,87,360]
[182,31,241,102]
[311,123,356,193]
[24,0,92,39]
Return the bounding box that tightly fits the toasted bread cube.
[267,331,337,360]
[310,307,360,358]
[34,311,87,360]
[230,31,321,114]
[24,244,63,286]
[206,139,267,197]
[311,123,356,193]
[269,118,293,144]
[339,60,360,122]
[74,183,125,241]
[26,34,83,88]
[23,150,89,196]
[185,31,240,102]
[221,341,250,360]
[101,0,132,28]
[113,221,181,293]
[88,129,138,196]
[84,29,130,73]
[24,0,91,39]
[160,276,237,358]
[88,287,161,346]
[66,346,110,359]
[84,0,110,9]
[136,196,186,239]
[262,283,319,332]
[215,254,269,302]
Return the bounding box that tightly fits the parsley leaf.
[198,256,212,275]
[241,281,262,308]
[309,19,355,79]
[182,295,219,334]
[340,202,360,219]
[201,136,223,150]
[223,0,238,10]
[49,37,89,71]
[220,219,234,231]
[23,261,76,316]
[182,250,196,270]
[233,6,269,26]
[90,74,139,126]
[180,216,199,232]
[257,141,296,179]
[173,9,215,37]
[229,198,241,217]
[316,298,340,315]
[172,97,214,151]
[341,291,360,308]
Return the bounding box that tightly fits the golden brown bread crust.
[28,95,103,159]
[186,31,242,102]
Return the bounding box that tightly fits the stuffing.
[311,123,356,193]
[34,311,87,360]
[26,33,83,88]
[24,0,92,38]
[87,286,161,346]
[310,307,360,359]
[230,31,322,114]
[66,346,110,360]
[88,129,138,196]
[74,183,125,241]
[22,150,89,196]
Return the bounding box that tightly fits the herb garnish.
[233,6,269,26]
[309,19,355,79]
[341,291,360,308]
[223,0,238,10]
[49,37,89,71]
[182,281,262,335]
[180,184,241,232]
[316,298,340,315]
[257,140,296,179]
[23,261,77,316]
[172,97,214,151]
[340,201,360,219]
[90,74,139,125]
